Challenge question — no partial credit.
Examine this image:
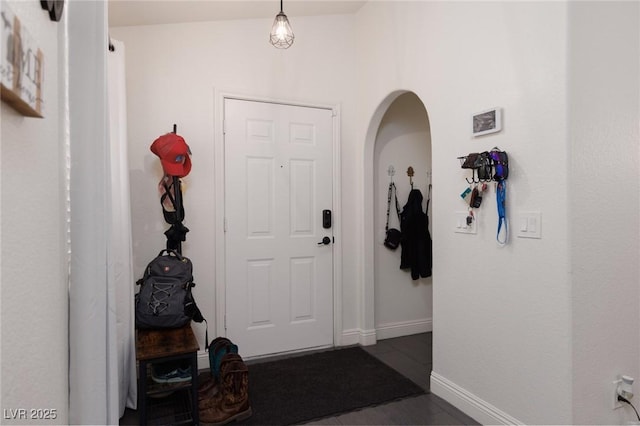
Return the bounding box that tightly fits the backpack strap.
[185,279,209,350]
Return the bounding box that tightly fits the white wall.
[109,14,358,349]
[357,2,572,424]
[568,2,640,424]
[0,1,68,423]
[374,92,432,338]
[111,1,640,424]
[357,1,640,424]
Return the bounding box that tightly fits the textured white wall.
[110,15,358,348]
[111,2,640,424]
[356,2,573,424]
[568,2,640,424]
[374,92,433,337]
[0,1,68,423]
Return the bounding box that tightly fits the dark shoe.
[151,364,191,384]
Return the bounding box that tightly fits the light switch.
[517,211,541,239]
[520,217,528,232]
[454,211,477,234]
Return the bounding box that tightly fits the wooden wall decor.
[0,2,44,118]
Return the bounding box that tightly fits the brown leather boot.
[200,356,252,425]
[198,353,243,412]
[198,372,216,397]
[198,373,219,411]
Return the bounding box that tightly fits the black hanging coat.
[399,189,432,280]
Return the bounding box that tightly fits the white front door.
[224,98,334,358]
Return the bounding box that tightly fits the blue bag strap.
[496,180,507,245]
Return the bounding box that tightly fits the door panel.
[224,98,334,358]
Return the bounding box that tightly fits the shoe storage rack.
[143,386,192,425]
[136,325,200,425]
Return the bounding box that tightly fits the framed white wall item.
[472,107,502,136]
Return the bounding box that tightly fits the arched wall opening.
[362,90,432,344]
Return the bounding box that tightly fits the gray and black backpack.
[135,249,205,330]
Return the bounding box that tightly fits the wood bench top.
[136,325,200,361]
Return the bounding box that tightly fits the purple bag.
[490,148,509,181]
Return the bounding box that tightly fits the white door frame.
[362,90,413,345]
[214,90,343,352]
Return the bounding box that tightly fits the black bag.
[461,152,482,169]
[384,228,402,250]
[135,249,204,329]
[384,182,402,250]
[476,151,492,181]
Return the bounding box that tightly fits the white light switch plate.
[517,211,541,239]
[454,211,477,234]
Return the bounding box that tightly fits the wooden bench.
[136,325,200,425]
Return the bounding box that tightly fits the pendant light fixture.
[269,0,294,49]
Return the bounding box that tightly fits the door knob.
[317,236,331,245]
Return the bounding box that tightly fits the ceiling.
[108,0,367,27]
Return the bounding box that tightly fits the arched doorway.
[362,90,432,345]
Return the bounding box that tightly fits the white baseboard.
[340,328,361,346]
[375,318,432,340]
[200,329,376,366]
[358,328,377,346]
[341,328,377,346]
[197,351,209,371]
[430,371,523,425]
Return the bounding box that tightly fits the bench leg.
[138,360,148,426]
[190,352,199,425]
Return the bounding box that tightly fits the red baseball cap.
[150,133,192,178]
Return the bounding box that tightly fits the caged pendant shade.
[269,0,294,49]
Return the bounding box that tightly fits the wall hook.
[466,169,480,184]
[407,166,414,189]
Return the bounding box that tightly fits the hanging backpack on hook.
[135,249,206,331]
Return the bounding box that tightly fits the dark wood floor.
[306,333,479,425]
[122,332,479,425]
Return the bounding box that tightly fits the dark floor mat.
[239,346,426,425]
